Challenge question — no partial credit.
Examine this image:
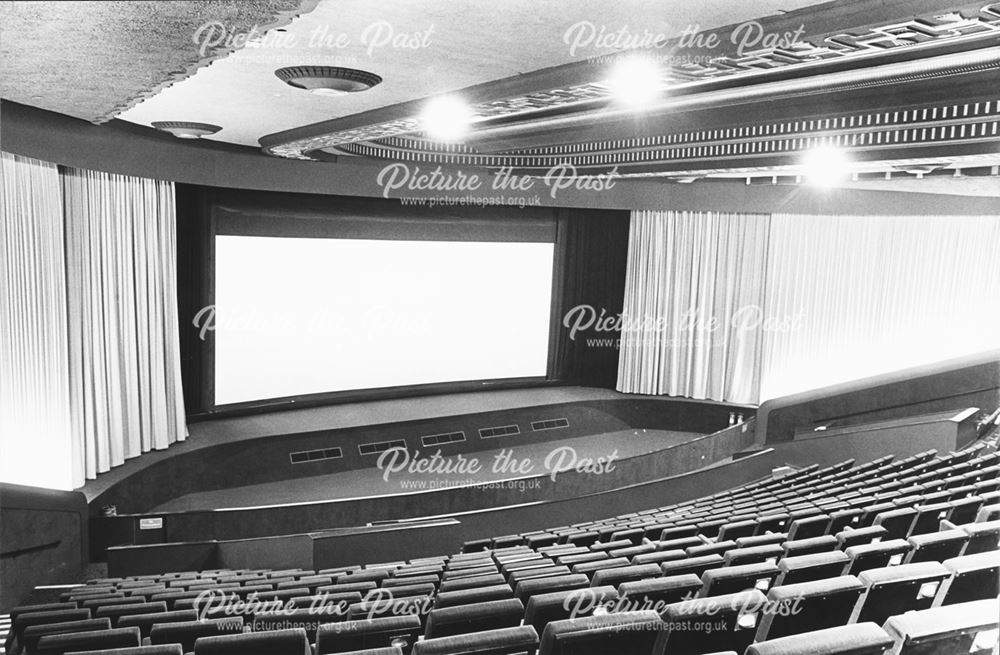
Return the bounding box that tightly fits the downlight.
[800,145,852,187]
[275,66,383,96]
[151,121,222,139]
[420,95,473,142]
[606,54,662,110]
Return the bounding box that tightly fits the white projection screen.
[213,236,555,405]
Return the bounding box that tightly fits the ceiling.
[2,0,999,183]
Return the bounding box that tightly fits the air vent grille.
[289,447,343,464]
[531,418,570,431]
[479,425,521,439]
[421,431,466,447]
[358,439,407,456]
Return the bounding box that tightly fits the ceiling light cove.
[151,121,222,139]
[275,66,383,96]
[419,96,474,142]
[605,54,663,110]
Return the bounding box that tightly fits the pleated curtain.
[617,208,1000,405]
[616,210,771,403]
[759,214,1000,401]
[0,152,77,489]
[62,168,187,482]
[0,151,186,489]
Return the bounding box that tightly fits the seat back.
[849,562,950,626]
[776,551,849,586]
[539,611,662,655]
[36,627,141,655]
[524,586,618,634]
[884,598,998,655]
[192,627,309,655]
[844,540,911,576]
[935,551,1000,605]
[618,574,702,610]
[413,625,539,655]
[659,589,767,655]
[149,617,245,652]
[755,576,865,642]
[904,529,968,564]
[747,623,893,655]
[424,599,524,639]
[315,615,422,654]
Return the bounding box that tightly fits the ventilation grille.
[421,431,466,447]
[358,439,407,456]
[531,418,570,432]
[479,425,521,439]
[289,447,343,464]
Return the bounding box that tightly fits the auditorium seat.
[424,599,524,638]
[754,575,865,642]
[589,563,660,588]
[883,598,999,655]
[849,562,950,626]
[539,611,663,655]
[36,627,141,655]
[412,625,539,655]
[959,519,1000,554]
[775,551,850,586]
[736,533,787,549]
[781,535,840,557]
[836,526,888,550]
[315,615,422,654]
[14,609,92,644]
[64,647,183,655]
[440,574,507,593]
[21,618,112,653]
[570,558,629,577]
[148,617,245,652]
[872,509,917,541]
[753,623,895,655]
[617,574,702,608]
[434,585,513,608]
[116,609,197,636]
[508,566,571,585]
[903,529,968,563]
[786,514,832,540]
[660,554,725,578]
[933,551,1000,605]
[631,549,686,566]
[843,540,911,575]
[659,589,767,655]
[192,627,309,655]
[514,574,590,602]
[524,586,618,634]
[698,561,780,596]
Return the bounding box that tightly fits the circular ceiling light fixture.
[419,95,473,142]
[606,53,662,110]
[275,66,383,96]
[800,144,852,188]
[151,121,222,139]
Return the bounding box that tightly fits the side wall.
[758,351,1000,443]
[0,484,88,611]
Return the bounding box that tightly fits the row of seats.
[9,443,999,655]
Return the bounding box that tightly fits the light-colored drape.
[759,215,1000,401]
[0,151,186,489]
[617,210,771,403]
[62,168,187,481]
[617,208,1000,405]
[0,152,77,489]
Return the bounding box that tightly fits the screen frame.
[200,200,566,416]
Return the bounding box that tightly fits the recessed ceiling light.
[151,121,222,139]
[606,54,662,110]
[801,145,852,187]
[420,96,473,142]
[275,66,382,95]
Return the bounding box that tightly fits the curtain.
[617,210,771,403]
[62,168,187,481]
[759,215,1000,401]
[0,153,77,489]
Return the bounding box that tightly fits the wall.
[0,483,88,611]
[757,351,1000,443]
[91,414,755,551]
[106,447,774,576]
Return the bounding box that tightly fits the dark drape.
[550,208,631,388]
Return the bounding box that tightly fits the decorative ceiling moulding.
[260,3,1000,161]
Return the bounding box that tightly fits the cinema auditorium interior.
[2,1,1000,654]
